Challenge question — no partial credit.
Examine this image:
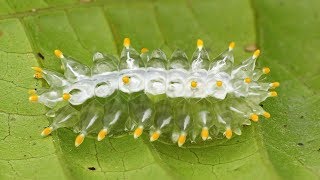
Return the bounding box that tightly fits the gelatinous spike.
[77,100,104,136]
[92,52,118,74]
[209,42,234,74]
[191,39,210,71]
[168,49,189,69]
[120,38,144,69]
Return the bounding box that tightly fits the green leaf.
[0,0,319,179]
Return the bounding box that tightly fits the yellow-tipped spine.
[178,132,187,147]
[97,128,108,141]
[54,50,64,59]
[197,39,203,50]
[29,95,39,102]
[32,67,43,72]
[229,41,235,51]
[41,127,53,136]
[201,127,209,141]
[271,82,280,88]
[123,38,130,48]
[141,48,149,54]
[225,128,232,139]
[263,112,271,119]
[269,91,278,97]
[150,130,161,142]
[75,133,85,147]
[263,67,270,74]
[134,126,144,139]
[250,113,259,122]
[253,49,260,59]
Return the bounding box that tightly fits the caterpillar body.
[30,38,279,147]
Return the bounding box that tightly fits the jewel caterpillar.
[29,38,279,147]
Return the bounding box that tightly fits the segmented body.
[30,38,279,147]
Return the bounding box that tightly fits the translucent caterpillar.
[29,38,279,147]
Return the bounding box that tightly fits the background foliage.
[0,0,319,179]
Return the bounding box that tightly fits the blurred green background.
[0,0,319,179]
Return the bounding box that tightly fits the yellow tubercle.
[29,95,39,102]
[54,49,64,59]
[191,80,198,88]
[225,128,232,139]
[250,113,259,122]
[97,128,108,141]
[269,91,278,97]
[134,126,144,139]
[178,133,187,147]
[41,127,53,136]
[271,82,280,88]
[75,134,85,147]
[244,77,251,83]
[122,76,130,85]
[197,39,203,49]
[150,130,161,142]
[32,67,42,72]
[141,48,149,54]
[216,81,223,87]
[229,41,235,51]
[263,112,271,119]
[62,93,71,101]
[123,38,130,48]
[34,72,43,79]
[263,67,270,74]
[253,49,260,59]
[201,127,209,141]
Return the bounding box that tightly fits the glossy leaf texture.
[0,0,319,179]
